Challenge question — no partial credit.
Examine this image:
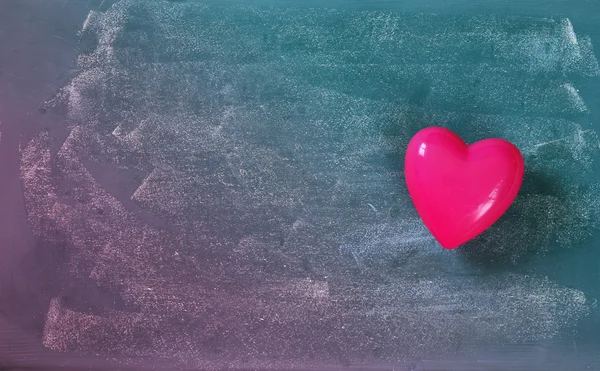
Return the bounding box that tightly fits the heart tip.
[439,241,461,250]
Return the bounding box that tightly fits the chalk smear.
[20,1,600,368]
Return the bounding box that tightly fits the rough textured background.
[2,0,600,370]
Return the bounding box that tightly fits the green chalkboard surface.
[1,0,600,370]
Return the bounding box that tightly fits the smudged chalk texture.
[20,0,600,368]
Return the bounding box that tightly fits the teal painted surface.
[4,0,600,369]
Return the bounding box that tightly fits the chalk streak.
[524,128,593,151]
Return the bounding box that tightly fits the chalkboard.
[1,0,600,369]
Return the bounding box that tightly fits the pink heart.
[404,127,524,249]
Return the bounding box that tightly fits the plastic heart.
[404,127,524,249]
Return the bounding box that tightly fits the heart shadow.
[457,166,572,270]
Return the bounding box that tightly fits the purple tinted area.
[1,1,600,370]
